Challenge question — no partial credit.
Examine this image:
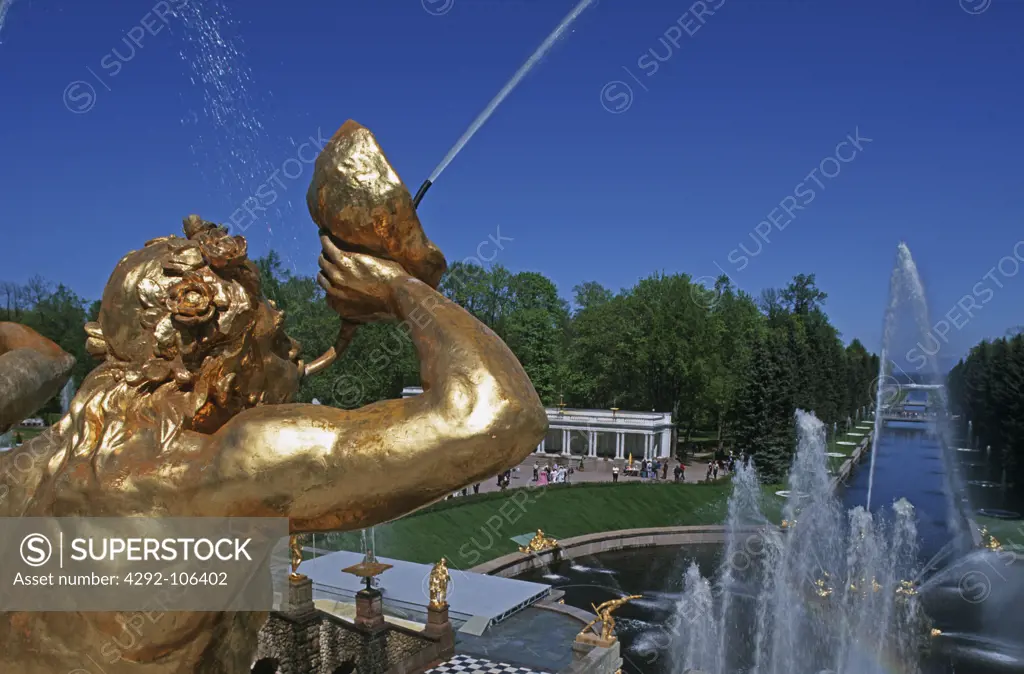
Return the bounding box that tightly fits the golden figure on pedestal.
[518,529,559,554]
[290,535,306,579]
[979,526,1003,551]
[579,595,642,643]
[429,558,451,609]
[0,120,548,673]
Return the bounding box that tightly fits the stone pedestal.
[575,632,617,650]
[573,632,618,662]
[424,603,451,639]
[565,634,621,674]
[284,574,315,617]
[355,588,386,632]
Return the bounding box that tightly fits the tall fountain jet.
[671,411,926,674]
[59,377,76,416]
[0,0,17,43]
[868,244,969,551]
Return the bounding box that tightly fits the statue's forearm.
[389,277,527,403]
[205,279,545,530]
[0,348,75,432]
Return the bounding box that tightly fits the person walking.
[662,461,669,480]
[612,465,619,483]
[533,462,539,482]
[473,483,480,494]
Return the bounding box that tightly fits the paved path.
[447,456,726,498]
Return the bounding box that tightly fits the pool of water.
[521,545,990,674]
[520,546,721,674]
[842,425,959,561]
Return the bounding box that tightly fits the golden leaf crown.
[82,215,261,390]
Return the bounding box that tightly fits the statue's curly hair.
[50,216,267,477]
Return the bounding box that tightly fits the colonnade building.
[402,388,674,460]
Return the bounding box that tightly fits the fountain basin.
[976,509,1020,520]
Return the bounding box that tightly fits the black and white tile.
[426,654,552,673]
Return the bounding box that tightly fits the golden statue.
[0,121,548,674]
[290,534,305,578]
[979,526,1002,551]
[429,557,450,609]
[518,529,559,554]
[579,594,642,642]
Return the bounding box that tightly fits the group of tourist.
[611,458,685,482]
[532,462,572,486]
[704,453,738,481]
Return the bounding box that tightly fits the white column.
[615,432,624,459]
[562,429,571,455]
[588,431,597,457]
[660,428,672,458]
[536,437,546,454]
[645,433,654,460]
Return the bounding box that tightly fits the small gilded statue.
[518,529,559,554]
[290,535,305,579]
[429,558,451,609]
[979,526,1002,551]
[579,595,642,642]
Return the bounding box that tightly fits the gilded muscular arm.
[0,323,75,433]
[186,259,547,531]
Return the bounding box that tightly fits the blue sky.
[1,0,1022,368]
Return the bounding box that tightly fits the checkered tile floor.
[426,654,551,673]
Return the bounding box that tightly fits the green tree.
[572,281,613,312]
[732,326,795,482]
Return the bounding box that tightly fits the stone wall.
[254,610,452,674]
[256,612,322,674]
[471,526,735,577]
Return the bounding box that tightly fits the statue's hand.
[317,233,410,323]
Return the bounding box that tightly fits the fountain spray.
[410,0,599,208]
[0,0,16,43]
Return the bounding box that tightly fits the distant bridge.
[898,383,945,390]
[881,413,935,423]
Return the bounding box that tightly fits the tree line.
[2,259,878,483]
[253,256,881,482]
[948,332,1024,502]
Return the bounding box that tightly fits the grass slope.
[317,481,784,567]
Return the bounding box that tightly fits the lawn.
[314,480,786,567]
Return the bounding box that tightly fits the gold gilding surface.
[579,595,642,642]
[429,558,451,609]
[0,124,547,672]
[307,120,446,291]
[0,323,75,434]
[518,529,559,554]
